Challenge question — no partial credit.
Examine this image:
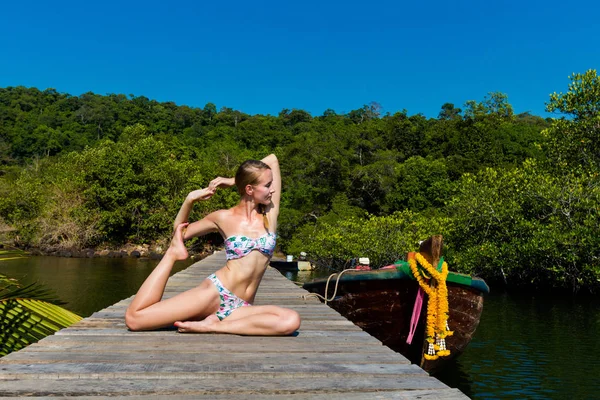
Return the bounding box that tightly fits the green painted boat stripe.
[469,278,490,293]
[303,261,490,294]
[393,259,488,293]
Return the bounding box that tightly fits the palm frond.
[0,249,27,256]
[0,298,82,357]
[0,249,28,262]
[1,274,82,357]
[0,256,27,261]
[0,280,66,305]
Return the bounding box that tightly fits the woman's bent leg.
[126,279,220,331]
[174,305,301,336]
[125,223,220,331]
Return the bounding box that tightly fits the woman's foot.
[174,314,220,333]
[167,223,189,261]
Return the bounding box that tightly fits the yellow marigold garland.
[408,252,454,360]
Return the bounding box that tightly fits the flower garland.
[408,252,453,360]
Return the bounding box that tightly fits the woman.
[125,154,301,335]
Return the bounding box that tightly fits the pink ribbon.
[406,287,424,344]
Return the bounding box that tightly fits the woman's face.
[251,169,274,205]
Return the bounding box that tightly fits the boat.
[301,235,489,374]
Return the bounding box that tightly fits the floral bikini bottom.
[206,273,251,320]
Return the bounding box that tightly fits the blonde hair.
[235,159,271,230]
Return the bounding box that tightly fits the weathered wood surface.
[0,251,467,398]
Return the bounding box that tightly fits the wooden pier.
[0,252,467,398]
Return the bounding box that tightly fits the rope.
[302,268,361,304]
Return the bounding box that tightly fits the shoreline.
[3,243,214,261]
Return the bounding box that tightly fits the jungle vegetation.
[1,70,598,293]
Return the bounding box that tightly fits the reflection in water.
[436,291,600,400]
[291,269,600,400]
[0,256,194,317]
[433,359,473,398]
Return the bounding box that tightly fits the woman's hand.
[185,177,233,205]
[208,176,235,190]
[186,187,216,203]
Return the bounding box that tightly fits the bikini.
[206,273,252,320]
[207,232,277,320]
[224,232,277,260]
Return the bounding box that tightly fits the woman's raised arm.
[173,187,213,232]
[261,154,281,228]
[172,175,236,237]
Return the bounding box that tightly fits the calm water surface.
[2,258,599,399]
[434,291,600,399]
[0,255,194,317]
[287,270,600,400]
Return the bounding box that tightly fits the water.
[435,291,600,399]
[287,269,600,400]
[0,255,194,317]
[2,258,599,399]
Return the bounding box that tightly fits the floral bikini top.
[224,232,277,260]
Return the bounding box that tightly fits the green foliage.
[541,117,600,174]
[5,81,599,294]
[446,161,600,292]
[1,273,82,357]
[286,210,451,271]
[0,132,239,249]
[65,137,228,244]
[543,70,600,173]
[464,92,514,121]
[384,156,452,212]
[546,69,600,120]
[438,103,462,120]
[0,167,48,246]
[282,128,353,215]
[0,248,27,261]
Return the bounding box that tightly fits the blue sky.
[1,0,598,119]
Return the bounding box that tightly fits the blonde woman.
[125,154,300,335]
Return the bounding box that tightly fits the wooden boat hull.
[302,267,488,373]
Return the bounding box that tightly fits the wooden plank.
[0,389,468,400]
[0,391,467,400]
[67,319,364,332]
[89,309,346,319]
[18,333,396,350]
[0,378,460,397]
[13,343,399,356]
[0,351,408,364]
[0,361,425,377]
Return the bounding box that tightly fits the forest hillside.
[1,70,598,293]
